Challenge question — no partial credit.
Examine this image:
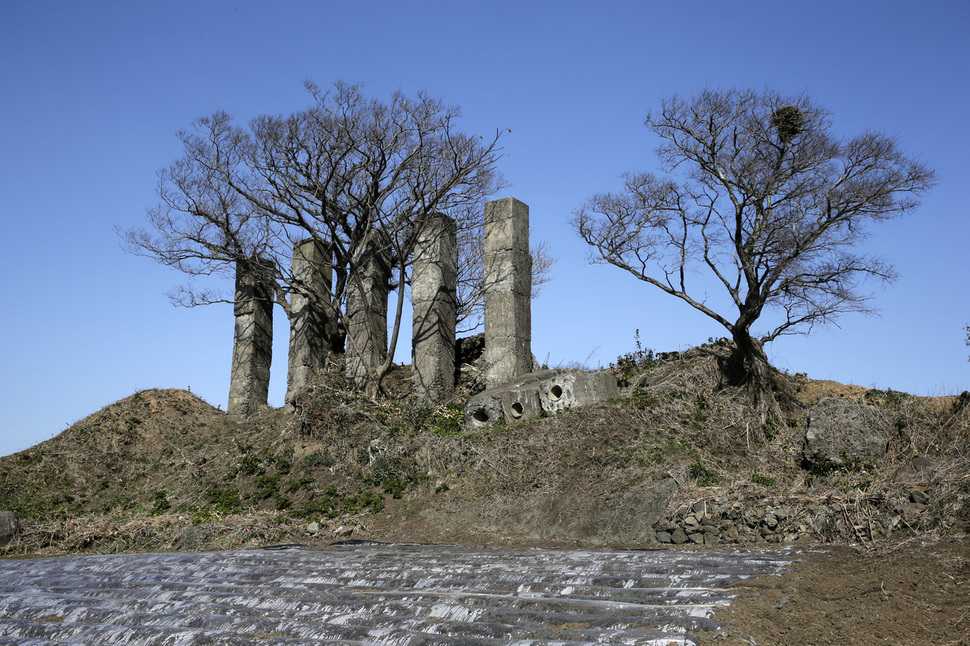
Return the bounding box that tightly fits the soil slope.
[1,352,968,644]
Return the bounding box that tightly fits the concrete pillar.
[345,230,391,390]
[286,238,333,402]
[228,257,274,418]
[411,213,457,402]
[482,197,532,387]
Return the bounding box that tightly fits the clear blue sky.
[1,0,967,457]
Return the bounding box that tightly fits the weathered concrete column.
[286,239,333,402]
[345,230,391,390]
[411,213,457,402]
[228,257,274,418]
[482,197,532,387]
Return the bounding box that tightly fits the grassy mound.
[1,350,967,556]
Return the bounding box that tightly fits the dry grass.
[1,349,967,556]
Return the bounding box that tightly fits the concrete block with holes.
[536,370,620,414]
[465,369,619,429]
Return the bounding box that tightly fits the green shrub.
[689,462,723,487]
[302,450,333,469]
[274,457,292,475]
[432,403,465,436]
[239,455,264,476]
[343,491,384,515]
[273,493,291,510]
[630,389,657,408]
[207,487,242,515]
[611,330,657,386]
[750,474,776,487]
[253,474,281,501]
[150,490,171,516]
[191,509,213,525]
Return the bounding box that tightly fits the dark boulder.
[802,397,888,471]
[0,511,19,546]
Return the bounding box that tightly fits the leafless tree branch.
[573,88,935,420]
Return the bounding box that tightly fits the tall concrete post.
[483,197,532,387]
[345,230,391,390]
[411,213,457,402]
[228,257,274,418]
[286,238,333,402]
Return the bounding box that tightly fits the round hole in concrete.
[471,409,490,426]
[510,402,524,418]
[550,385,563,401]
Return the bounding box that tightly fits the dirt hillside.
[1,350,968,644]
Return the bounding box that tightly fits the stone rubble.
[653,490,937,546]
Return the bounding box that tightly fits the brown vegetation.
[2,349,967,644]
[1,348,966,558]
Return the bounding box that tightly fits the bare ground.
[699,537,970,646]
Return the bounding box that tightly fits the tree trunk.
[725,329,783,430]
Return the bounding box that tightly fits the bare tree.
[124,81,543,397]
[242,81,510,395]
[574,88,935,420]
[118,111,285,310]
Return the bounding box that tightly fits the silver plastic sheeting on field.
[0,542,798,645]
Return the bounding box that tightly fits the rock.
[894,503,925,522]
[801,397,888,471]
[742,508,761,527]
[307,522,320,535]
[670,527,689,544]
[0,511,19,545]
[909,489,930,505]
[334,525,354,538]
[655,531,673,544]
[455,333,485,367]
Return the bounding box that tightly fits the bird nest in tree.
[771,105,805,143]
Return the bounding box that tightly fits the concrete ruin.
[237,196,537,411]
[286,239,333,402]
[345,230,392,389]
[227,257,274,418]
[465,369,619,429]
[482,197,532,387]
[411,213,457,402]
